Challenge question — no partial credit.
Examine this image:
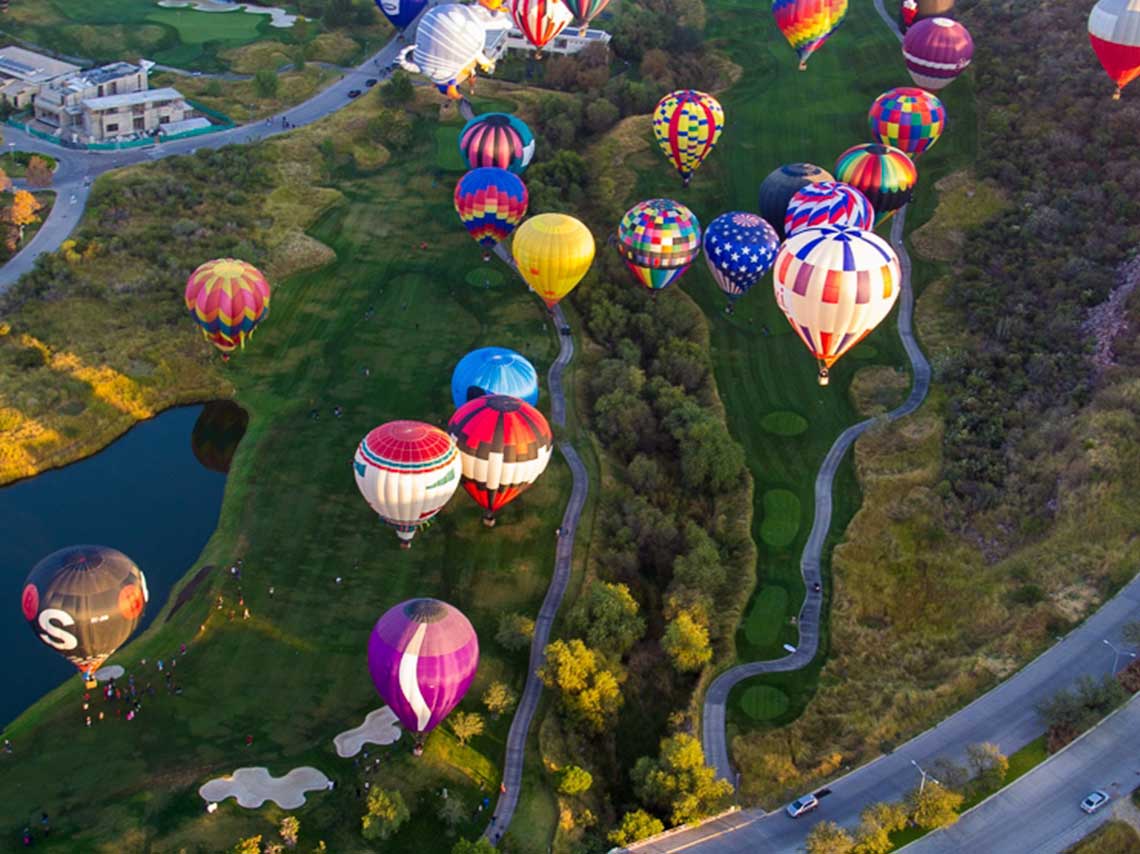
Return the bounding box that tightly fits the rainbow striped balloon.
[833,144,918,225]
[652,90,725,187]
[563,0,610,34]
[454,168,529,259]
[784,181,875,236]
[773,0,849,69]
[869,87,946,158]
[616,199,702,292]
[184,258,270,357]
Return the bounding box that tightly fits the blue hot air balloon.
[374,0,429,29]
[702,211,780,312]
[451,347,539,408]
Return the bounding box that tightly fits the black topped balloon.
[758,162,834,240]
[21,546,149,679]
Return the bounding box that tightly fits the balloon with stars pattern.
[702,212,780,311]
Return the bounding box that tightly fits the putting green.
[739,685,790,721]
[146,8,264,44]
[760,489,801,548]
[744,585,789,649]
[759,410,808,437]
[465,267,507,288]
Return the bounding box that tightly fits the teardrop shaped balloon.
[1089,0,1140,99]
[784,181,875,236]
[510,0,574,57]
[616,199,702,292]
[563,0,610,34]
[758,163,834,240]
[869,87,946,158]
[22,546,149,679]
[773,224,901,385]
[702,212,780,309]
[354,421,462,548]
[512,213,596,309]
[773,0,849,70]
[367,598,479,751]
[185,258,271,360]
[448,394,554,524]
[652,90,725,187]
[455,168,529,261]
[903,16,974,92]
[459,113,536,174]
[451,347,539,408]
[834,144,918,225]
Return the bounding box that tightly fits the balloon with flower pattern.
[184,258,271,360]
[773,0,849,70]
[652,90,725,187]
[616,199,702,292]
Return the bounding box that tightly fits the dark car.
[365,78,378,87]
[347,89,362,99]
[560,325,571,336]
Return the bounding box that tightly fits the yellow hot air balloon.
[511,213,595,309]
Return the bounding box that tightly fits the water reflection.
[190,400,250,474]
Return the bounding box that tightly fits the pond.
[1,402,244,727]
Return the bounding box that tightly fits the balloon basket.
[817,367,830,387]
[482,515,496,528]
[399,541,412,550]
[482,252,491,263]
[412,742,424,757]
[534,50,543,62]
[1113,88,1121,101]
[682,175,691,188]
[85,678,98,689]
[798,61,807,71]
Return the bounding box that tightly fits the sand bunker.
[156,0,300,28]
[198,766,330,809]
[334,706,402,758]
[93,665,125,682]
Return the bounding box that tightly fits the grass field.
[0,90,569,852]
[1065,822,1140,854]
[738,685,790,721]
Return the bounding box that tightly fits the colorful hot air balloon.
[451,347,539,408]
[448,394,553,525]
[512,213,595,309]
[900,0,918,30]
[758,163,834,240]
[834,144,917,225]
[616,199,702,292]
[22,546,149,681]
[374,0,429,29]
[652,90,725,187]
[773,0,849,70]
[563,0,609,35]
[784,181,875,236]
[1089,0,1140,99]
[455,168,529,261]
[190,400,249,474]
[868,87,946,158]
[354,421,462,548]
[399,3,498,99]
[903,17,974,92]
[914,0,954,22]
[184,258,271,360]
[773,224,901,385]
[510,0,574,58]
[702,212,780,311]
[459,112,536,174]
[367,598,479,753]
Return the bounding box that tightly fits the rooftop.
[83,87,183,111]
[0,46,80,83]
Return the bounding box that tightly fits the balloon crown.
[483,394,524,412]
[404,598,449,622]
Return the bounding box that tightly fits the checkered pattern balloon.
[653,90,725,186]
[784,181,875,236]
[869,87,946,157]
[616,199,702,291]
[702,212,780,301]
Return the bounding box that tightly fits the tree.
[672,523,726,593]
[380,71,414,106]
[451,711,485,745]
[585,99,619,133]
[632,734,734,826]
[608,810,664,846]
[368,108,414,150]
[233,837,263,854]
[966,742,1008,791]
[264,844,284,854]
[806,821,855,854]
[538,639,624,733]
[279,816,300,848]
[0,167,10,194]
[25,156,52,188]
[292,47,306,72]
[439,795,467,829]
[482,681,517,716]
[907,783,963,830]
[558,765,593,797]
[853,802,907,854]
[661,610,712,672]
[361,788,410,840]
[254,69,280,99]
[496,612,534,650]
[8,189,41,242]
[568,582,646,656]
[1122,620,1140,646]
[452,838,496,854]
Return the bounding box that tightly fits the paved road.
[901,694,1140,854]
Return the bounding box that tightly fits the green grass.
[465,267,507,288]
[0,152,58,179]
[436,125,468,172]
[759,410,809,437]
[1065,822,1140,854]
[738,686,790,721]
[145,7,264,45]
[743,586,789,651]
[760,489,801,549]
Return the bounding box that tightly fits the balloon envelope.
[784,181,875,236]
[869,87,946,157]
[459,113,536,173]
[455,168,529,253]
[374,0,428,29]
[652,90,725,185]
[185,259,271,356]
[834,144,917,224]
[1089,0,1140,98]
[702,212,780,301]
[367,598,479,736]
[773,0,849,67]
[408,4,492,91]
[616,199,702,292]
[451,347,539,408]
[903,17,973,91]
[758,163,834,240]
[448,394,553,520]
[512,213,595,308]
[563,0,610,32]
[510,0,574,52]
[22,545,149,677]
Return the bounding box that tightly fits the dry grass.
[306,31,361,66]
[849,365,910,417]
[173,65,337,122]
[910,170,1008,262]
[220,40,294,74]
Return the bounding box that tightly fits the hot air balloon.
[773,0,849,70]
[702,212,780,312]
[185,258,271,360]
[22,546,149,683]
[455,168,529,261]
[190,400,249,474]
[510,0,574,58]
[563,0,609,35]
[773,224,901,385]
[354,421,462,548]
[459,112,536,173]
[616,199,701,293]
[367,598,479,754]
[868,87,946,158]
[834,144,917,225]
[758,163,834,240]
[374,0,429,29]
[451,347,539,408]
[900,0,918,30]
[784,181,875,236]
[903,17,973,92]
[512,213,595,309]
[1089,0,1140,99]
[399,4,498,99]
[652,90,725,187]
[448,395,553,525]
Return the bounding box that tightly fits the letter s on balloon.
[37,608,78,651]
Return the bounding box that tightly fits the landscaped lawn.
[146,7,264,45]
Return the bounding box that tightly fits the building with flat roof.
[490,27,611,60]
[80,87,191,141]
[0,46,80,109]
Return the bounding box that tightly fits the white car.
[786,793,819,818]
[1080,790,1110,814]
